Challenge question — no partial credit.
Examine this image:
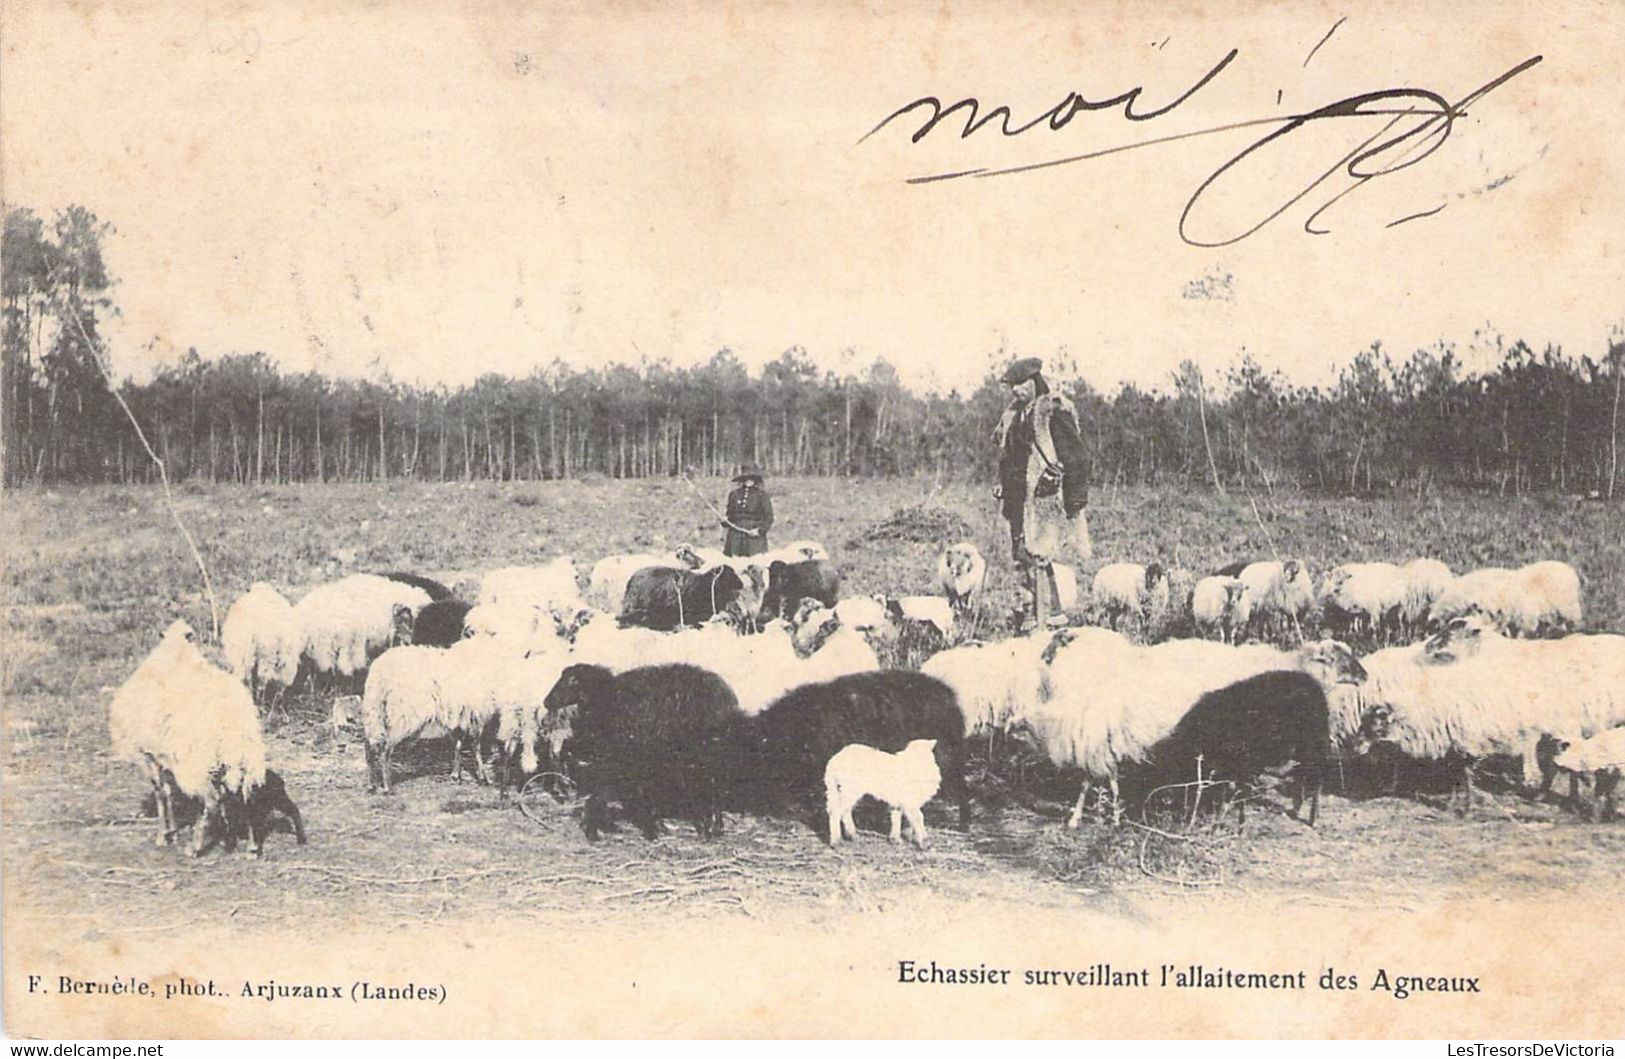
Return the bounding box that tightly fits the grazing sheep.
[1190,576,1253,644]
[1399,558,1454,634]
[1091,562,1170,634]
[1548,727,1625,821]
[736,671,970,830]
[411,598,475,648]
[825,739,942,847]
[1430,567,1517,629]
[544,662,746,840]
[884,596,956,640]
[359,644,459,793]
[294,574,429,688]
[221,582,302,703]
[1146,670,1332,826]
[833,594,893,633]
[759,558,841,622]
[1319,562,1406,642]
[619,564,763,631]
[1235,560,1316,639]
[1349,616,1625,810]
[232,767,308,855]
[588,553,682,614]
[377,571,454,601]
[937,542,988,618]
[109,620,269,855]
[1430,562,1580,637]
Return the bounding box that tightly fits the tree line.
[5,204,1623,497]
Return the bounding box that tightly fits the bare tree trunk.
[1195,366,1225,495]
[1610,356,1622,501]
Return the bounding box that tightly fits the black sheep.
[760,558,841,621]
[1146,669,1331,826]
[411,598,474,647]
[543,663,746,840]
[1212,560,1253,578]
[145,767,307,856]
[733,671,970,830]
[618,565,760,630]
[377,571,454,601]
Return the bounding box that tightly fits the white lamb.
[937,542,988,617]
[109,620,269,854]
[221,582,302,702]
[886,595,956,640]
[1090,562,1170,635]
[824,739,942,848]
[1319,562,1407,640]
[1190,576,1253,643]
[1236,560,1316,638]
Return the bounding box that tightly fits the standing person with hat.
[992,357,1092,630]
[722,464,774,558]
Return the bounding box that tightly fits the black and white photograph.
[3,0,1622,1040]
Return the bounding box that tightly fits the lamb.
[221,582,302,703]
[619,564,763,631]
[293,574,430,688]
[1091,562,1170,635]
[411,598,475,648]
[1348,616,1625,810]
[543,662,747,839]
[109,620,270,855]
[734,671,969,830]
[1190,576,1253,644]
[376,571,455,601]
[884,596,956,640]
[588,553,682,614]
[824,739,942,847]
[1234,560,1316,639]
[1547,727,1625,821]
[142,765,307,857]
[359,644,460,792]
[1023,632,1366,826]
[1319,562,1406,642]
[758,558,841,622]
[1145,670,1332,826]
[937,542,988,618]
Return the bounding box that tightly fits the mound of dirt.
[850,504,973,546]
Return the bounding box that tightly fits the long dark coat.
[992,392,1091,561]
[723,484,774,557]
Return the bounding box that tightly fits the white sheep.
[221,582,302,703]
[1090,562,1170,635]
[463,600,573,654]
[921,631,1062,737]
[478,558,585,615]
[833,594,893,633]
[359,644,463,792]
[1431,562,1583,638]
[1347,616,1625,807]
[1319,562,1406,641]
[1235,560,1316,638]
[886,595,956,640]
[1399,558,1453,633]
[294,574,430,686]
[937,542,988,617]
[587,553,680,614]
[1025,632,1366,826]
[109,620,268,853]
[1190,576,1253,644]
[824,739,942,847]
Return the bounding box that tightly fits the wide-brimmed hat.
[732,463,765,483]
[1000,357,1044,385]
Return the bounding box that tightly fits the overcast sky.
[5,1,1621,395]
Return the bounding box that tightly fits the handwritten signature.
[861,51,1543,246]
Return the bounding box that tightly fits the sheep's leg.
[841,803,858,841]
[1109,775,1123,827]
[380,744,395,794]
[275,789,308,846]
[827,804,841,846]
[449,735,464,782]
[1457,761,1475,816]
[888,807,903,843]
[905,807,929,848]
[1520,740,1543,791]
[146,761,175,846]
[1066,783,1090,829]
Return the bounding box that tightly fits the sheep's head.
[790,597,826,628]
[1223,579,1247,604]
[162,619,198,645]
[390,604,416,646]
[674,544,704,570]
[1143,562,1167,590]
[1422,614,1495,664]
[1352,703,1397,755]
[903,738,939,757]
[543,663,611,714]
[551,605,595,642]
[1041,627,1077,665]
[1538,733,1574,775]
[1299,640,1368,687]
[728,565,765,626]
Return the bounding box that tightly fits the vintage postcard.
[3,0,1622,1041]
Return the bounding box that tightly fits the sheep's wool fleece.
[109,625,268,798]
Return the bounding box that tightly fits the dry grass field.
[4,476,1623,939]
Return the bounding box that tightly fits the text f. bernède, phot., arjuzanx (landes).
[896,961,1490,999]
[35,974,444,1004]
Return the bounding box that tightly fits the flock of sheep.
[106,532,1624,864]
